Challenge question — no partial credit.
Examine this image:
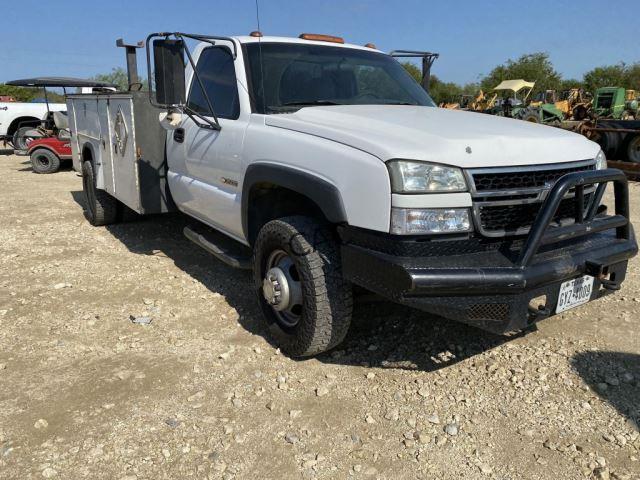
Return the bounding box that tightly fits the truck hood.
[264,105,600,168]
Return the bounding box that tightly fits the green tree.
[0,85,39,102]
[401,62,479,104]
[401,62,422,84]
[429,76,463,105]
[480,52,561,97]
[91,67,148,91]
[583,64,626,92]
[560,78,583,90]
[623,63,640,91]
[0,85,65,103]
[91,67,129,91]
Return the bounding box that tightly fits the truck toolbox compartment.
[67,91,176,215]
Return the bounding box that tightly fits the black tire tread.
[82,161,119,226]
[30,149,61,174]
[253,215,353,357]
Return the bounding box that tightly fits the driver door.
[166,44,247,240]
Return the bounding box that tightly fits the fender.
[241,163,348,239]
[27,138,72,159]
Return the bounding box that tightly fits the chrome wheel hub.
[263,267,290,311]
[262,250,303,327]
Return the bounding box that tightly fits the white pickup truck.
[0,100,66,147]
[67,32,637,357]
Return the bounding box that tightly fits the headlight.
[391,208,472,235]
[387,160,467,193]
[595,149,607,170]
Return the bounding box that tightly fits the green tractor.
[593,87,638,120]
[489,80,565,125]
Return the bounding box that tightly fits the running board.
[183,225,252,270]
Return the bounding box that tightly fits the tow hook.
[585,261,621,291]
[528,304,551,322]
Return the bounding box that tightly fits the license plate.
[556,275,595,313]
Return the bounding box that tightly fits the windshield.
[245,42,436,114]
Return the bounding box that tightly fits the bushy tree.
[401,62,422,85]
[0,85,64,102]
[623,63,640,91]
[91,67,148,91]
[0,85,39,102]
[583,64,626,92]
[401,62,479,104]
[560,78,584,90]
[480,52,561,97]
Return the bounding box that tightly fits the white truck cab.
[67,32,637,357]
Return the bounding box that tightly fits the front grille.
[473,164,594,191]
[469,162,596,237]
[467,303,510,321]
[479,194,593,233]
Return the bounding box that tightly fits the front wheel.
[520,107,541,123]
[253,216,353,357]
[30,149,61,174]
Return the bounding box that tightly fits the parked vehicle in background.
[585,119,640,163]
[0,99,65,149]
[441,90,497,112]
[530,88,592,122]
[68,32,637,357]
[4,77,116,173]
[593,87,638,120]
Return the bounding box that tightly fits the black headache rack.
[341,169,638,333]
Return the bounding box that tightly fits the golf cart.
[490,79,535,117]
[5,77,116,173]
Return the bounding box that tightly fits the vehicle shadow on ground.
[70,191,526,373]
[571,351,640,431]
[15,159,74,173]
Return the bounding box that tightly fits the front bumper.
[340,169,638,333]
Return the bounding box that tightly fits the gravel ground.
[0,153,639,480]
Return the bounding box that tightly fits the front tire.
[82,160,119,226]
[520,107,541,123]
[253,216,353,357]
[30,149,61,174]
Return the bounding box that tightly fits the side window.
[187,47,240,120]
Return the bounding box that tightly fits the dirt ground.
[0,153,638,480]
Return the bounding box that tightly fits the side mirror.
[153,39,186,106]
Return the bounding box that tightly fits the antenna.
[255,0,266,112]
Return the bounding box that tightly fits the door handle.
[173,128,185,143]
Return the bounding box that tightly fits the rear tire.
[253,216,353,357]
[82,160,119,226]
[30,149,61,174]
[12,126,40,150]
[627,135,640,163]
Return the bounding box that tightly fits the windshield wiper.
[281,100,345,107]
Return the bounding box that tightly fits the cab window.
[187,47,240,120]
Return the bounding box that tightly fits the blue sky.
[1,0,637,84]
